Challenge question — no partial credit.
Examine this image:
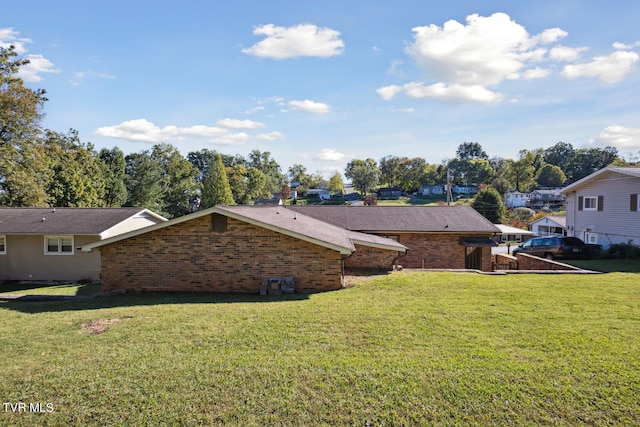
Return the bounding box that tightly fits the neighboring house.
[289,205,500,271]
[494,224,534,243]
[419,185,444,196]
[306,189,331,200]
[527,189,565,210]
[561,167,640,247]
[0,207,166,282]
[505,191,528,209]
[378,187,403,198]
[82,205,407,294]
[453,185,479,194]
[529,216,566,237]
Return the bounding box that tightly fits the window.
[45,236,74,255]
[0,235,5,254]
[584,196,597,210]
[579,195,604,211]
[631,194,639,212]
[585,233,598,244]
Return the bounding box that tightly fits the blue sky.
[3,1,640,177]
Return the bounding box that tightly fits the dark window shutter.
[597,195,604,211]
[578,196,583,211]
[632,194,638,212]
[212,213,228,232]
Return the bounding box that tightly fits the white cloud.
[0,28,31,54]
[69,70,116,86]
[1,28,59,82]
[405,13,559,88]
[613,40,640,50]
[549,45,588,62]
[533,28,568,45]
[94,119,227,143]
[288,99,331,114]
[589,125,640,151]
[242,23,345,59]
[317,148,347,161]
[17,54,60,82]
[383,82,502,103]
[386,13,575,103]
[376,85,403,101]
[256,131,284,141]
[522,67,551,79]
[217,118,265,129]
[210,133,250,146]
[562,50,639,84]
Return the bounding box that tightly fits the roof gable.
[0,207,166,236]
[561,167,640,194]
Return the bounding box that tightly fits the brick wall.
[345,244,401,270]
[515,253,582,271]
[376,233,493,271]
[99,215,344,293]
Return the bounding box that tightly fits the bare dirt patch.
[82,318,126,335]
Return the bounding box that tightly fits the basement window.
[45,236,74,255]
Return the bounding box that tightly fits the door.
[465,247,482,269]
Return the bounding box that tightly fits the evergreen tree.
[99,147,128,207]
[472,188,505,224]
[201,154,234,208]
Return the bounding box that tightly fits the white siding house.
[529,216,566,237]
[505,191,528,208]
[561,167,640,247]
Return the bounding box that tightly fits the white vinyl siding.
[567,171,640,247]
[45,236,74,255]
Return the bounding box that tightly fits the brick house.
[289,205,500,271]
[82,205,406,294]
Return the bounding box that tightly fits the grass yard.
[1,271,639,425]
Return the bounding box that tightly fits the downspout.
[392,249,408,270]
[340,252,355,288]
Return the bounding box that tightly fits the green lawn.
[1,272,639,425]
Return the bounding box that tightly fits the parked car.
[512,236,590,260]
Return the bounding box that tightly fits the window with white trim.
[583,196,598,210]
[0,235,6,254]
[45,236,74,255]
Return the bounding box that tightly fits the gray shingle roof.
[82,205,407,255]
[0,207,160,235]
[288,205,500,233]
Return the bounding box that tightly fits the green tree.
[326,171,345,195]
[544,142,575,173]
[0,45,50,206]
[379,155,407,187]
[536,164,567,188]
[151,143,199,218]
[248,149,284,197]
[99,147,128,207]
[566,147,619,182]
[345,158,379,195]
[472,188,505,224]
[201,154,234,208]
[124,151,165,213]
[45,129,106,207]
[505,150,536,192]
[456,142,488,160]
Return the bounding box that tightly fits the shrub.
[606,243,640,259]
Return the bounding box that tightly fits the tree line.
[2,45,637,219]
